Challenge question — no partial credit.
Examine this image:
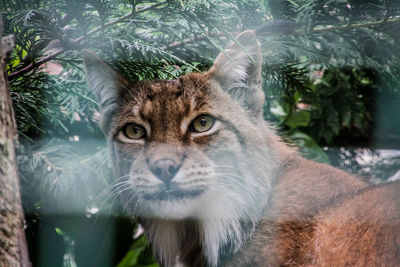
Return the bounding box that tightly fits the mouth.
[142,186,206,201]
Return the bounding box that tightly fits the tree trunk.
[0,15,31,267]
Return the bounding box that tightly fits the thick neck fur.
[142,219,203,266]
[142,216,259,266]
[141,125,291,267]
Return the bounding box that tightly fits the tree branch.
[166,18,400,50]
[8,0,170,80]
[74,0,169,42]
[8,48,65,80]
[309,17,400,34]
[8,9,400,80]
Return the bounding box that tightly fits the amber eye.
[123,124,146,139]
[190,115,215,133]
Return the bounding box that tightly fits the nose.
[150,158,181,185]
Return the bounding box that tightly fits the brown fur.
[308,182,400,266]
[83,31,400,266]
[221,156,371,266]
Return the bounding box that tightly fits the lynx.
[83,31,400,266]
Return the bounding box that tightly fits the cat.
[83,30,400,266]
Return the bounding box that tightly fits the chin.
[133,190,208,219]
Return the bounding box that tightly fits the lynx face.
[84,31,276,221]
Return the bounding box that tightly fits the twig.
[309,17,400,34]
[8,0,169,80]
[165,32,228,50]
[74,0,169,42]
[166,17,400,50]
[42,156,63,171]
[165,20,298,50]
[8,48,65,80]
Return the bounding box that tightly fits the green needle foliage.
[2,0,400,266]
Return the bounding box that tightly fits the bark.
[0,15,31,267]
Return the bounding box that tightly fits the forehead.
[118,72,212,122]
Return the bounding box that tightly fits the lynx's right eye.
[190,114,215,133]
[123,123,146,139]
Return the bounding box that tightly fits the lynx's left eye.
[190,115,215,133]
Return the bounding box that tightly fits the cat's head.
[83,31,275,220]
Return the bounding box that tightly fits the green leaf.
[116,249,144,267]
[270,101,287,118]
[55,227,65,236]
[285,110,311,128]
[117,235,152,267]
[288,130,330,164]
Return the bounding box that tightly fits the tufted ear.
[82,50,131,132]
[210,30,264,117]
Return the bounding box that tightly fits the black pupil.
[133,127,139,133]
[200,118,207,127]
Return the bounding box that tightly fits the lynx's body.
[83,30,400,266]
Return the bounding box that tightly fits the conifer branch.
[166,18,400,50]
[8,48,65,80]
[8,0,170,80]
[8,7,399,80]
[74,0,170,42]
[309,17,400,34]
